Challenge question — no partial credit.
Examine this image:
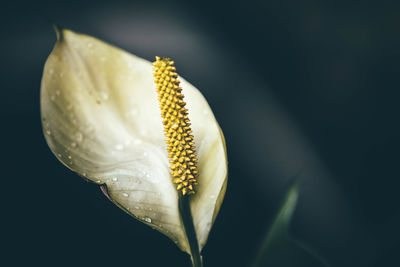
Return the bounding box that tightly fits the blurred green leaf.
[253,181,329,267]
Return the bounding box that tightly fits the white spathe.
[41,29,227,254]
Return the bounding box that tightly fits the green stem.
[178,193,203,267]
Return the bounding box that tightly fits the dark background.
[3,0,400,266]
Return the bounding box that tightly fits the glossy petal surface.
[41,29,227,253]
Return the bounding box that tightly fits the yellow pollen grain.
[152,56,199,195]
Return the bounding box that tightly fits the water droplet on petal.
[115,144,124,150]
[68,155,72,159]
[144,217,152,223]
[100,92,109,100]
[46,130,51,135]
[122,192,129,197]
[124,140,131,146]
[206,222,212,232]
[112,177,118,182]
[75,132,83,142]
[130,108,139,116]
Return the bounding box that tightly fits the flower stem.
[178,194,203,267]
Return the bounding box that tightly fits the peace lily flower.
[41,28,227,265]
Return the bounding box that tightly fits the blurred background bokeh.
[3,0,400,266]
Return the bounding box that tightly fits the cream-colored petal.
[41,29,227,253]
[181,82,228,250]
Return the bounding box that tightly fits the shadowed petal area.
[41,29,227,253]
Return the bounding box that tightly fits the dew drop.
[144,217,152,223]
[126,107,139,118]
[57,154,62,158]
[46,130,51,135]
[100,92,109,100]
[68,155,72,159]
[115,144,124,150]
[122,192,129,197]
[134,139,142,145]
[131,108,139,115]
[75,132,83,142]
[124,140,131,146]
[112,177,118,182]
